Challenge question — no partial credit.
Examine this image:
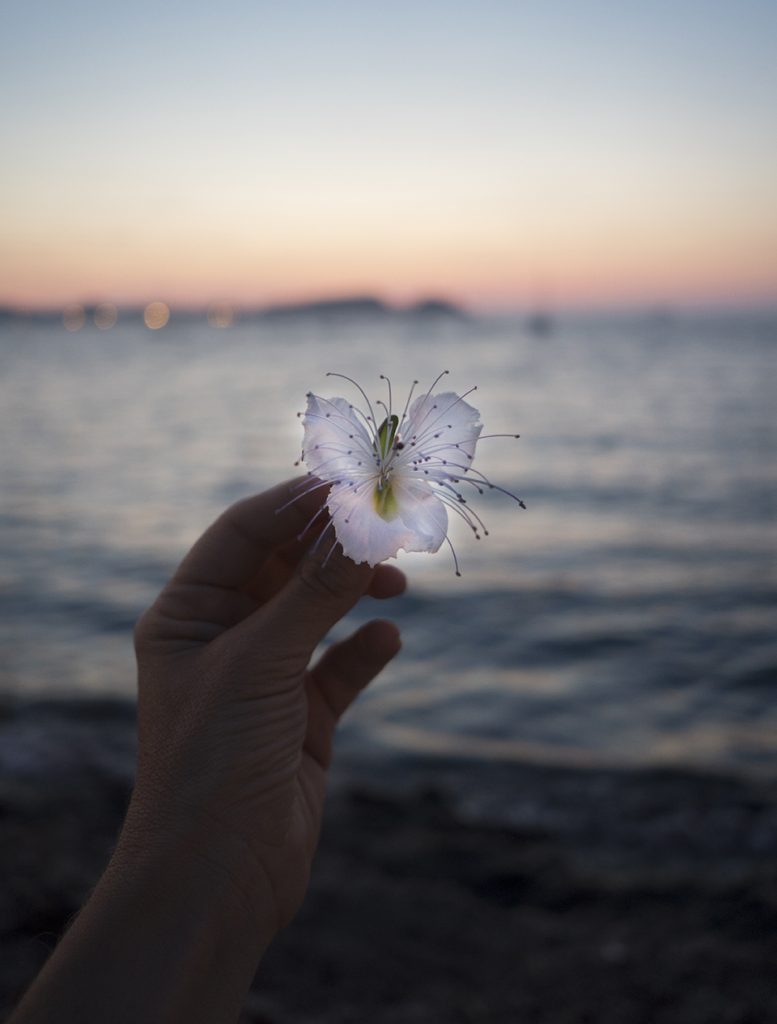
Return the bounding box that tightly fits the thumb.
[258,541,375,663]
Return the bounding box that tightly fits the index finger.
[173,477,329,590]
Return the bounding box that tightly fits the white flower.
[291,372,524,572]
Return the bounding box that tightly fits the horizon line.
[2,291,777,318]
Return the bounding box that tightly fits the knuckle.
[298,553,359,604]
[297,566,343,603]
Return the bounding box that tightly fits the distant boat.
[526,310,554,336]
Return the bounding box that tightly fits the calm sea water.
[1,311,776,775]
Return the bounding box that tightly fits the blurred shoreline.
[2,695,776,1021]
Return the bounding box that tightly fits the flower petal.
[394,477,449,549]
[327,477,447,566]
[402,391,482,468]
[302,394,375,482]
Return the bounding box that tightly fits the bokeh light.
[207,303,234,328]
[62,304,85,331]
[143,301,170,330]
[93,303,118,329]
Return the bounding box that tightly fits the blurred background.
[1,2,776,1021]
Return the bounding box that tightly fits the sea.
[1,309,776,777]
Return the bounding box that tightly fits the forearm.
[9,817,276,1024]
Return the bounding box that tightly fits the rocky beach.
[2,697,776,1023]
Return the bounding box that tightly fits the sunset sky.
[2,1,776,310]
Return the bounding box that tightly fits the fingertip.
[359,618,402,662]
[368,564,407,600]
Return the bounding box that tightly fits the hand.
[9,479,405,1024]
[125,478,405,940]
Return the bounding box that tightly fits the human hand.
[124,478,405,942]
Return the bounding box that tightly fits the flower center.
[372,413,403,518]
[373,481,399,520]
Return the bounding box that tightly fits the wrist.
[11,802,280,1024]
[111,801,281,956]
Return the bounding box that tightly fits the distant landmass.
[261,295,389,319]
[0,295,468,326]
[233,295,467,321]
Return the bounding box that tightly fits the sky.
[1,0,776,310]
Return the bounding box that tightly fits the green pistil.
[373,482,399,520]
[376,414,399,459]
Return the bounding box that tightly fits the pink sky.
[2,3,776,311]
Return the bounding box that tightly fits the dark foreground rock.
[1,698,776,1022]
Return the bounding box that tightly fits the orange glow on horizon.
[2,261,774,312]
[1,211,775,311]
